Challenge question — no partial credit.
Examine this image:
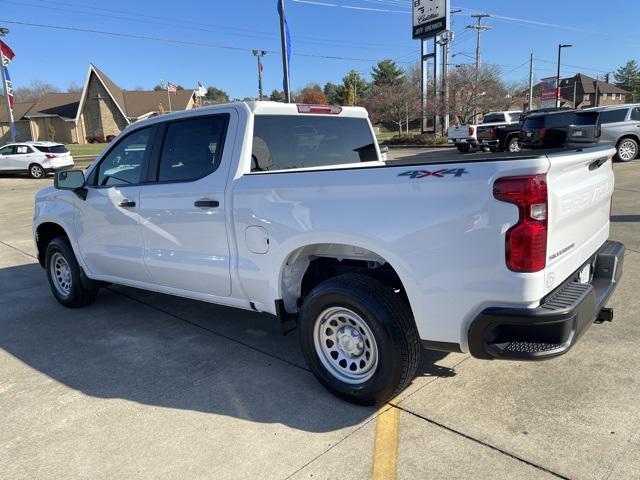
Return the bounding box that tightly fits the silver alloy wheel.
[508,139,521,153]
[618,139,638,161]
[50,252,72,297]
[30,164,44,178]
[313,307,379,384]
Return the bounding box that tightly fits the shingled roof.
[0,100,35,122]
[559,73,629,95]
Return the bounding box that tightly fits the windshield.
[33,144,69,154]
[523,117,545,130]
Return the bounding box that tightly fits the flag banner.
[196,82,207,97]
[4,66,14,109]
[277,0,291,90]
[167,82,177,94]
[0,40,15,65]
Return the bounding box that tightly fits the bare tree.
[67,82,83,93]
[431,64,509,124]
[364,78,421,136]
[14,80,61,102]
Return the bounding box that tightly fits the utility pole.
[528,53,535,110]
[0,27,15,143]
[252,50,267,100]
[466,14,491,122]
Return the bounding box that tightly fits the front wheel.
[298,274,420,405]
[45,237,99,307]
[616,138,638,162]
[29,163,45,179]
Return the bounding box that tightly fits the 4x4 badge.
[398,168,469,179]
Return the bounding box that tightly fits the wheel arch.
[277,242,418,320]
[35,222,70,267]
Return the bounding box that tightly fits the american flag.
[167,82,177,94]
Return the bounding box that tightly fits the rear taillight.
[297,104,342,114]
[539,128,547,139]
[468,126,475,136]
[596,124,602,138]
[493,174,548,273]
[490,127,497,139]
[45,154,57,159]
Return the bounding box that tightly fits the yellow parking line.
[371,405,401,480]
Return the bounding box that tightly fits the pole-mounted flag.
[0,39,16,141]
[277,0,291,103]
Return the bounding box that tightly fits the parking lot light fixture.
[556,44,573,107]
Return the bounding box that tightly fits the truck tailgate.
[544,147,615,293]
[448,125,470,140]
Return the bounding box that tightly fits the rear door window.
[483,113,506,123]
[14,145,31,154]
[545,113,575,128]
[631,108,640,121]
[157,115,229,183]
[573,112,599,125]
[252,115,378,172]
[599,109,628,124]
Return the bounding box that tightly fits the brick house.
[532,73,629,109]
[0,64,197,144]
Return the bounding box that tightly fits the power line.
[9,0,417,53]
[0,19,416,64]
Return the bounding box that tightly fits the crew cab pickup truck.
[33,102,624,405]
[448,111,522,153]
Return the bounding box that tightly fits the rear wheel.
[616,138,638,162]
[29,163,45,179]
[298,273,420,405]
[456,143,470,153]
[506,136,521,153]
[45,237,99,307]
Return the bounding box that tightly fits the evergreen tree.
[269,89,285,102]
[614,60,640,100]
[371,59,405,87]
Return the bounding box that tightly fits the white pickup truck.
[33,101,624,405]
[448,111,522,153]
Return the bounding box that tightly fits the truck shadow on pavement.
[611,215,640,223]
[0,263,457,433]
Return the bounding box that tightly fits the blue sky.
[2,0,639,98]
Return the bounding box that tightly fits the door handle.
[194,199,219,208]
[119,199,136,208]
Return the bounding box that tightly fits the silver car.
[568,104,640,162]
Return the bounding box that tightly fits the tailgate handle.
[589,157,608,171]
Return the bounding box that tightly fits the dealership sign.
[540,77,558,101]
[413,0,448,39]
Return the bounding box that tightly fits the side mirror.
[54,170,88,200]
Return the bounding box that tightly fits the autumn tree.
[364,76,420,136]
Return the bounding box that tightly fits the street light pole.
[252,50,267,101]
[556,43,572,108]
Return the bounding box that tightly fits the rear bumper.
[45,164,74,173]
[468,240,625,360]
[449,138,478,146]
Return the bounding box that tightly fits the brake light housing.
[489,127,497,139]
[539,128,547,140]
[469,126,476,136]
[297,104,342,114]
[493,174,548,273]
[45,154,58,159]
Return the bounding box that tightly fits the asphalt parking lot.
[1,149,639,480]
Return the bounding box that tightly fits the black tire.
[615,137,638,162]
[29,163,45,179]
[456,143,470,153]
[489,146,500,153]
[298,273,420,405]
[45,237,99,308]
[506,136,521,153]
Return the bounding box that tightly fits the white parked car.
[0,141,74,178]
[33,102,624,405]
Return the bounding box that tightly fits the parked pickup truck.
[33,102,625,405]
[448,111,522,153]
[477,108,571,153]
